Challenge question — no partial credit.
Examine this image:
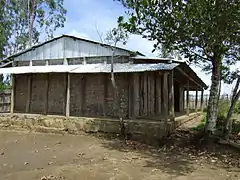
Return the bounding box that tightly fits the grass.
[191,116,206,131]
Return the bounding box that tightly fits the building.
[0,35,207,121]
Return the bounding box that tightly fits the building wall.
[13,71,184,118]
[47,73,66,115]
[70,73,129,118]
[31,74,47,113]
[14,74,28,112]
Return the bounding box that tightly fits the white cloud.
[68,29,90,39]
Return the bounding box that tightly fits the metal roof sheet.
[131,55,186,63]
[0,63,179,74]
[3,35,144,61]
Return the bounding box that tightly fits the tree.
[0,0,15,58]
[96,26,129,139]
[222,62,240,139]
[105,27,129,139]
[115,0,240,135]
[6,0,67,55]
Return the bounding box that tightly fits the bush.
[217,99,230,119]
[234,102,240,114]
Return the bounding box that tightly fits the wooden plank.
[25,74,32,113]
[200,90,204,111]
[143,72,148,116]
[147,73,151,115]
[163,72,168,122]
[44,74,49,115]
[65,73,70,117]
[169,71,175,121]
[81,75,86,115]
[103,74,108,116]
[10,74,15,114]
[128,74,133,119]
[186,80,190,115]
[179,87,183,112]
[139,74,143,116]
[176,67,203,89]
[195,90,198,112]
[156,72,161,115]
[133,73,139,118]
[151,72,155,115]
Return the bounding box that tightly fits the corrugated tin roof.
[131,55,186,63]
[3,35,144,61]
[0,63,179,74]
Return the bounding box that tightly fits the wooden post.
[133,73,139,118]
[65,73,70,117]
[44,74,49,115]
[200,90,204,111]
[143,72,148,116]
[179,87,183,112]
[163,72,168,122]
[25,74,32,113]
[169,71,175,121]
[156,72,161,115]
[81,75,86,115]
[186,80,190,115]
[103,74,108,116]
[10,74,15,114]
[128,74,134,119]
[147,73,151,115]
[195,90,198,112]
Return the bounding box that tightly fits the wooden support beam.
[133,73,139,118]
[156,72,161,115]
[151,72,155,115]
[143,73,148,116]
[44,74,49,115]
[80,75,86,115]
[128,74,133,119]
[25,74,32,113]
[200,90,204,111]
[186,80,190,115]
[10,74,15,114]
[195,90,198,112]
[169,71,175,121]
[179,87,183,112]
[65,73,70,118]
[163,72,168,122]
[103,74,108,116]
[176,67,203,89]
[147,73,151,115]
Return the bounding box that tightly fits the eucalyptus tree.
[115,0,240,136]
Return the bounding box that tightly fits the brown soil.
[0,126,239,180]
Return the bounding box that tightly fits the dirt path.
[0,130,239,180]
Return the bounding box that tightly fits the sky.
[54,0,232,94]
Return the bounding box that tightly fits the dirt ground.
[0,127,239,180]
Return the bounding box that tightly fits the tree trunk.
[223,77,240,140]
[110,49,126,139]
[205,56,221,135]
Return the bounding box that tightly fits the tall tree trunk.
[223,77,240,140]
[110,49,126,139]
[205,56,221,135]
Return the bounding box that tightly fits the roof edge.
[3,34,145,61]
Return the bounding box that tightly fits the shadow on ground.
[97,129,240,177]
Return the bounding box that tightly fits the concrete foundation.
[0,113,204,143]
